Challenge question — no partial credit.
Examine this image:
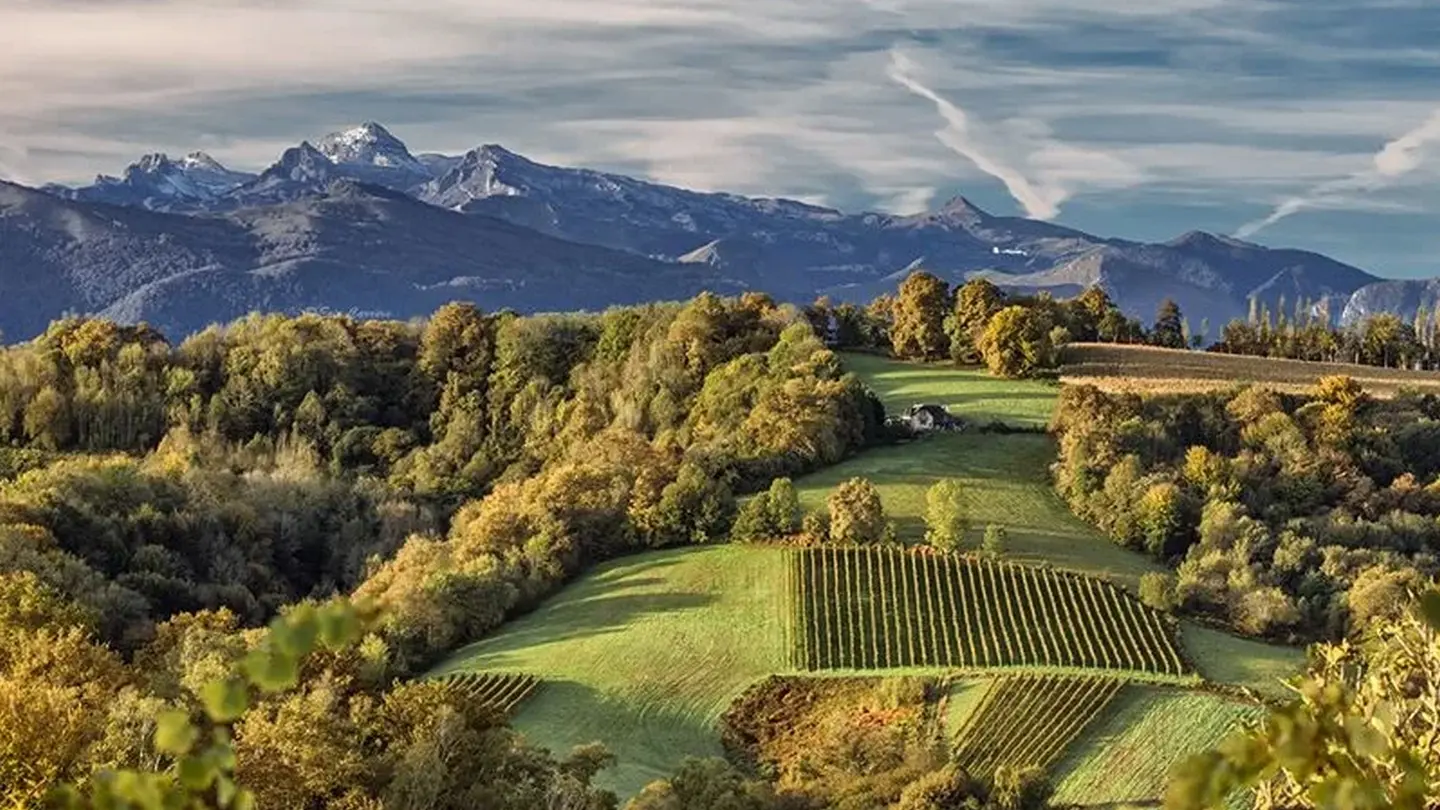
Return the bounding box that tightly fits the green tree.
[1139,572,1178,612]
[977,306,1058,378]
[891,272,951,360]
[731,493,776,543]
[1152,299,1186,349]
[828,478,886,545]
[627,757,779,810]
[923,479,968,551]
[764,478,801,536]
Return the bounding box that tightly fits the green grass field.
[430,545,790,799]
[792,433,1164,591]
[1050,685,1264,807]
[1181,624,1308,701]
[840,352,1058,428]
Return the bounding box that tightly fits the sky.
[1,0,1437,277]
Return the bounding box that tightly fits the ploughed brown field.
[1061,343,1440,396]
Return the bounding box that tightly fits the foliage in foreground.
[1169,592,1440,810]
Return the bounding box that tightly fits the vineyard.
[433,672,541,717]
[789,547,1188,676]
[952,675,1123,776]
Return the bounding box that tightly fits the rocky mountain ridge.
[27,121,1422,336]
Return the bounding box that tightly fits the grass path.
[430,545,790,799]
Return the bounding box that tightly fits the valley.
[427,353,1305,805]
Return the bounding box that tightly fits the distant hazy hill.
[24,121,1400,337]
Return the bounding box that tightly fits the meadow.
[839,351,1059,428]
[431,545,790,798]
[1061,342,1440,396]
[790,429,1164,591]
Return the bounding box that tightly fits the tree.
[949,278,1006,361]
[1139,572,1177,612]
[627,757,779,810]
[1152,299,1186,349]
[982,524,1007,557]
[801,510,830,545]
[923,480,968,550]
[765,478,801,536]
[828,478,886,545]
[977,306,1057,378]
[730,493,775,543]
[891,272,951,360]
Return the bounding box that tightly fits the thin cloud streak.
[1236,108,1440,238]
[885,48,1064,219]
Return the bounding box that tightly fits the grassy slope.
[1181,624,1309,701]
[1050,685,1263,807]
[838,354,1306,733]
[791,433,1163,591]
[840,352,1058,429]
[431,545,789,799]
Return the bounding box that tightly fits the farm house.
[903,403,960,432]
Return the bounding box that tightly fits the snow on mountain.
[316,122,428,178]
[30,121,1393,328]
[45,151,255,211]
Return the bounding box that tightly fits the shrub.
[923,479,967,551]
[1139,572,1178,612]
[828,478,886,545]
[982,524,1007,557]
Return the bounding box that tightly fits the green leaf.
[154,710,198,757]
[176,755,215,790]
[216,775,237,807]
[1345,716,1388,760]
[271,605,320,657]
[232,787,257,810]
[200,678,250,723]
[242,646,299,693]
[317,607,360,650]
[1420,590,1440,631]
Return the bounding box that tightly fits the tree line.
[1051,375,1440,641]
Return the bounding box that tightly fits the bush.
[801,510,830,545]
[828,477,886,545]
[1139,572,1178,612]
[982,524,1007,557]
[923,479,967,551]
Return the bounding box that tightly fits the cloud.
[883,47,1138,219]
[1235,108,1440,238]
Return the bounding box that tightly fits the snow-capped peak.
[179,151,225,171]
[316,122,426,174]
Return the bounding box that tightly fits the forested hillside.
[0,293,884,805]
[1052,378,1440,643]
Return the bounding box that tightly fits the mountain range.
[3,121,1417,341]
